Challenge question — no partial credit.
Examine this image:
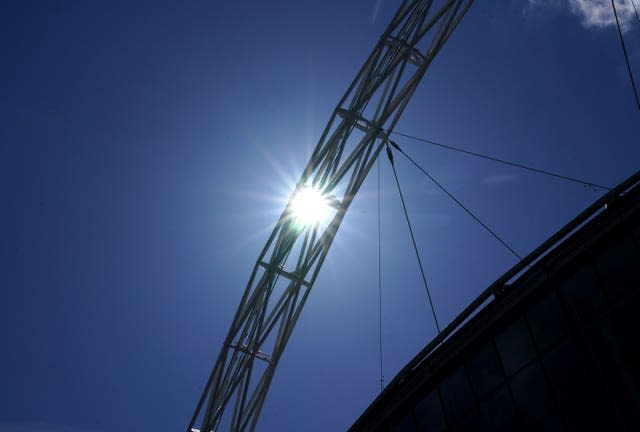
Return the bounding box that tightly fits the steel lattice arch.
[188,1,473,431]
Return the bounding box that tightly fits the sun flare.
[290,186,331,226]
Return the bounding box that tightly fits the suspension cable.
[384,129,612,191]
[377,157,384,392]
[612,0,640,111]
[386,145,441,334]
[389,141,523,261]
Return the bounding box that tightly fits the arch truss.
[188,1,473,430]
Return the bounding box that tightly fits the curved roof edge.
[349,168,640,431]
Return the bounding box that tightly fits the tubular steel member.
[188,1,473,431]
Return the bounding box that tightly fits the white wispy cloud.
[527,0,638,31]
[569,0,637,30]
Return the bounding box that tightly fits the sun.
[290,186,331,226]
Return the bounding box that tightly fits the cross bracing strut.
[188,1,473,431]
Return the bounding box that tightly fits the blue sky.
[1,1,639,431]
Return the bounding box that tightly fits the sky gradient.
[2,1,639,431]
